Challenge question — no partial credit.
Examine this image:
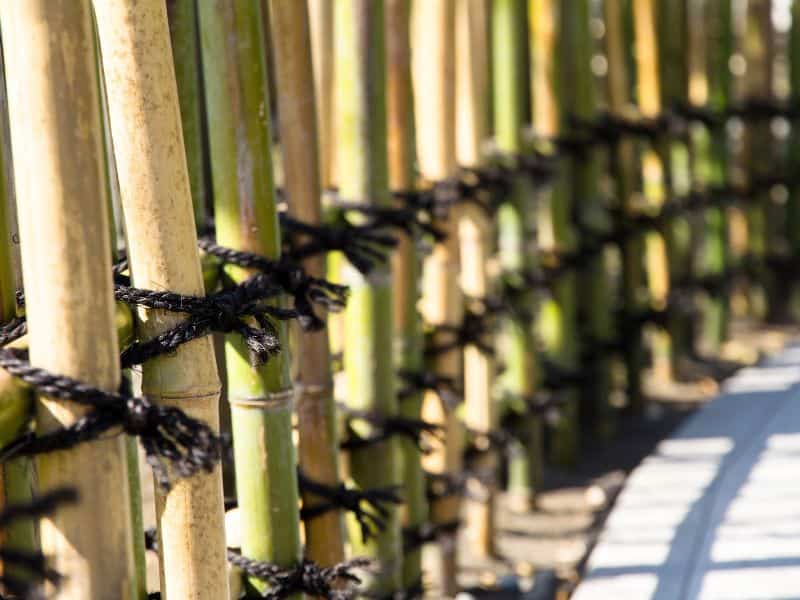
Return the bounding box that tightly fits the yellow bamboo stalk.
[269,0,346,568]
[0,2,137,597]
[412,0,463,594]
[455,0,495,557]
[92,2,228,598]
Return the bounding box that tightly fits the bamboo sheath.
[269,0,346,569]
[335,0,402,593]
[92,3,228,599]
[386,0,429,588]
[603,0,645,413]
[0,2,138,598]
[412,0,463,594]
[456,0,496,555]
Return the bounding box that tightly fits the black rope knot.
[339,408,443,454]
[227,552,371,600]
[298,470,402,544]
[397,369,462,410]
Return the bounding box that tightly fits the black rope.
[424,309,494,359]
[228,551,371,600]
[339,408,443,455]
[397,370,462,411]
[402,520,461,553]
[0,320,228,492]
[0,488,78,598]
[297,470,402,544]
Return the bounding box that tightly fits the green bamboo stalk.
[0,35,35,587]
[497,0,539,508]
[386,0,428,587]
[529,0,581,466]
[569,0,614,441]
[789,1,800,267]
[694,0,732,354]
[603,0,645,414]
[268,0,346,569]
[198,0,301,595]
[336,0,402,593]
[167,0,207,227]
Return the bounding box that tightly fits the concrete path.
[572,343,800,600]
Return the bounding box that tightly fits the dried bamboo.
[92,2,229,598]
[386,0,429,587]
[456,0,496,554]
[269,0,346,569]
[336,0,402,594]
[0,2,137,597]
[412,0,463,593]
[308,0,336,190]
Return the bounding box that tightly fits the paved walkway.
[572,343,800,600]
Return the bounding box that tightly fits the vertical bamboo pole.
[498,0,540,509]
[336,0,402,594]
[412,0,463,594]
[570,0,614,440]
[92,3,229,599]
[167,0,207,226]
[386,0,429,588]
[269,0,346,569]
[0,2,138,598]
[0,34,36,588]
[633,0,675,382]
[308,0,336,190]
[530,0,581,466]
[744,0,775,320]
[456,0,496,555]
[695,0,733,354]
[199,1,302,594]
[603,0,645,413]
[789,1,800,265]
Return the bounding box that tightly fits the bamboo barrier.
[386,0,429,588]
[789,0,800,270]
[412,1,464,594]
[0,3,138,598]
[269,0,346,570]
[335,0,402,593]
[456,0,497,555]
[92,2,229,598]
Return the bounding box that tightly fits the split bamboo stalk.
[167,0,207,227]
[633,0,676,382]
[498,0,540,509]
[529,0,581,466]
[693,0,732,354]
[456,0,497,555]
[412,0,464,593]
[92,2,229,598]
[603,0,646,414]
[0,35,35,588]
[569,0,614,441]
[268,0,346,569]
[335,0,402,593]
[744,0,776,320]
[386,0,429,588]
[198,1,302,594]
[0,2,138,597]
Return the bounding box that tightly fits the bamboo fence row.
[0,1,797,599]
